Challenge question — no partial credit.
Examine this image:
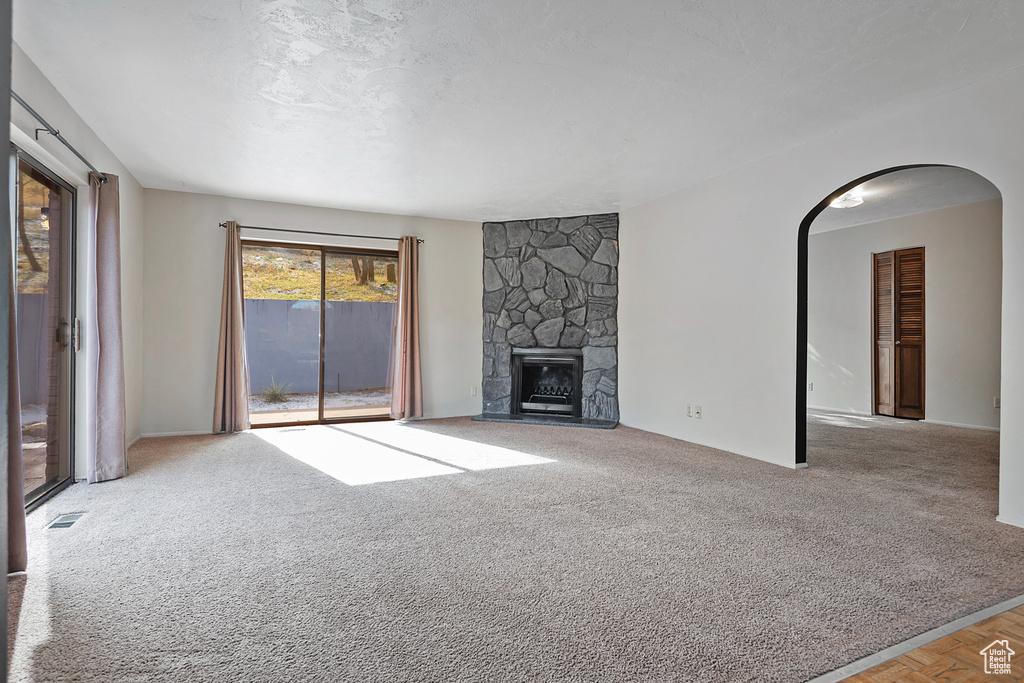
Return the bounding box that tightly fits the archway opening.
[796,165,1002,465]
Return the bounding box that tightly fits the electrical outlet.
[686,404,693,418]
[994,397,1001,409]
[693,405,702,419]
[471,386,478,396]
[807,382,813,391]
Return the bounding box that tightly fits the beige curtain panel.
[7,247,27,573]
[86,173,127,483]
[213,221,250,433]
[390,236,423,420]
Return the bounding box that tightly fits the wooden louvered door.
[873,248,925,419]
[873,252,896,416]
[893,248,925,418]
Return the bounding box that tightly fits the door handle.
[895,340,901,345]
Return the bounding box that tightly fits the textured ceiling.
[13,1,1024,221]
[810,166,1001,234]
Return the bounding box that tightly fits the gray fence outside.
[244,299,395,395]
[17,293,48,405]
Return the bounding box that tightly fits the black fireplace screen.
[511,350,583,418]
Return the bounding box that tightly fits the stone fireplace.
[475,213,618,428]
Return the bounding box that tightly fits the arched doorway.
[796,165,1002,464]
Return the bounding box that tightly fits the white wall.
[141,190,482,436]
[618,65,1024,526]
[807,199,1001,429]
[10,43,145,475]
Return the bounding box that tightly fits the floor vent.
[47,513,84,529]
[280,428,305,432]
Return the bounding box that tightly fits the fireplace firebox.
[511,348,583,419]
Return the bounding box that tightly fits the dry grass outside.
[248,387,392,412]
[242,246,398,302]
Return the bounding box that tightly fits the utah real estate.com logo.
[980,639,1015,675]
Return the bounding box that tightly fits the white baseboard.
[140,430,211,439]
[718,448,804,470]
[996,515,1024,530]
[614,422,803,471]
[922,419,999,432]
[127,435,143,448]
[807,406,872,416]
[809,408,1000,432]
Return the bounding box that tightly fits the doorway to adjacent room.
[797,165,1002,465]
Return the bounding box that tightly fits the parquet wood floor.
[843,605,1024,682]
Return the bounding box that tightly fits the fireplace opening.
[511,348,583,418]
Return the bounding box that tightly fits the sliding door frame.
[14,147,77,510]
[320,245,397,425]
[241,238,397,429]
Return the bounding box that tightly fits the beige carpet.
[7,412,1024,682]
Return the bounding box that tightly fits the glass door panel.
[16,157,74,506]
[242,244,322,426]
[322,251,397,421]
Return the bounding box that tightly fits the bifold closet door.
[873,247,925,419]
[873,251,896,416]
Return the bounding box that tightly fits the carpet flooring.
[7,412,1024,682]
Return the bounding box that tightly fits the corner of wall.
[11,41,146,453]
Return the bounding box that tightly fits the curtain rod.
[219,222,424,243]
[11,91,110,184]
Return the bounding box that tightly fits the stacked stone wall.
[482,214,619,422]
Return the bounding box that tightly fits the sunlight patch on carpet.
[809,411,884,429]
[336,421,556,471]
[253,427,460,485]
[251,424,554,485]
[10,525,54,676]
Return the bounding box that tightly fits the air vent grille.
[47,513,84,529]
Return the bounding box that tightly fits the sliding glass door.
[242,243,322,425]
[242,242,396,426]
[15,154,76,507]
[323,250,397,421]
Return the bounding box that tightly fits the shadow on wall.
[807,343,858,412]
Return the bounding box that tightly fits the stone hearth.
[479,213,618,425]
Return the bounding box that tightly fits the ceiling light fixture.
[830,192,864,209]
